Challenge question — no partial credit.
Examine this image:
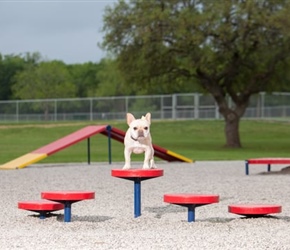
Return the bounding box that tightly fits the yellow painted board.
[0,153,47,170]
[167,150,193,163]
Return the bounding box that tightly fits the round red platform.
[41,191,95,201]
[228,204,282,216]
[164,194,219,204]
[18,200,64,211]
[111,169,163,178]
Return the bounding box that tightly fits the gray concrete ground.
[0,161,290,250]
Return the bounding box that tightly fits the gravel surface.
[1,161,290,250]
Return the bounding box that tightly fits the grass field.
[0,119,290,165]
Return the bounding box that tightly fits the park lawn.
[0,119,290,164]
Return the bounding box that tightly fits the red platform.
[111,169,163,178]
[41,190,95,201]
[164,194,219,222]
[41,190,95,222]
[111,169,163,218]
[164,194,219,204]
[18,200,64,211]
[18,200,64,219]
[228,204,282,216]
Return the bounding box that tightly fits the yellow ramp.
[0,153,47,170]
[167,150,193,163]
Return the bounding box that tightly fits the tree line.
[0,52,118,101]
[0,51,197,102]
[1,0,290,148]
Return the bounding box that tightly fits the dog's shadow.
[144,205,290,223]
[56,214,113,223]
[144,204,185,219]
[30,213,113,223]
[145,205,235,223]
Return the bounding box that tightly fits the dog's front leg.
[149,158,156,169]
[142,148,151,169]
[149,146,156,169]
[123,148,132,169]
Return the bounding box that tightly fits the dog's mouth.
[131,135,146,141]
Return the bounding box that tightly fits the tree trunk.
[224,111,241,148]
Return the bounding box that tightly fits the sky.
[0,0,118,64]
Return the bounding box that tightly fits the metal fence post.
[260,92,265,118]
[172,94,177,119]
[16,101,19,123]
[194,93,199,119]
[90,98,93,121]
[161,96,164,119]
[54,99,57,121]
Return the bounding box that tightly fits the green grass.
[0,119,290,164]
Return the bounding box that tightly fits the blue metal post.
[87,137,91,165]
[267,164,271,172]
[39,212,46,219]
[107,126,112,164]
[134,179,141,218]
[64,202,72,222]
[245,161,249,175]
[188,205,196,222]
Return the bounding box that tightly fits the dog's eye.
[133,127,137,130]
[144,127,148,130]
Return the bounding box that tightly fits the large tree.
[101,0,290,147]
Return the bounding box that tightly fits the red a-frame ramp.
[0,125,193,170]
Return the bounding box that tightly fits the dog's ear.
[127,113,135,126]
[144,113,151,124]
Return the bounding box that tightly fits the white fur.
[123,113,156,169]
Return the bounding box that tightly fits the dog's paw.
[122,164,131,170]
[142,163,150,169]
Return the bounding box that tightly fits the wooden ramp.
[0,125,107,170]
[0,125,193,170]
[0,153,48,170]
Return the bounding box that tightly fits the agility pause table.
[111,169,163,218]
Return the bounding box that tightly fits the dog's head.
[127,113,151,140]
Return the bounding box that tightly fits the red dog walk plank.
[228,204,282,216]
[33,125,107,155]
[1,124,192,170]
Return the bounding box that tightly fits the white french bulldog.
[123,112,156,170]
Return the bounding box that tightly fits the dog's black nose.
[138,131,144,137]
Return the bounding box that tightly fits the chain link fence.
[0,92,290,123]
